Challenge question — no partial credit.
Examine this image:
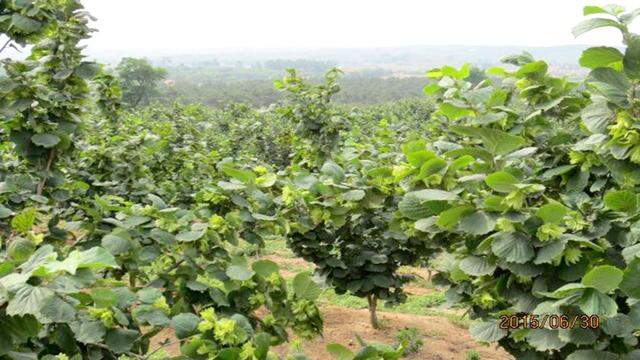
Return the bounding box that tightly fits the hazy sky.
[82,0,639,50]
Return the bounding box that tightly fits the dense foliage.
[3,1,640,359]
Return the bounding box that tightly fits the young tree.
[278,70,437,328]
[116,57,167,107]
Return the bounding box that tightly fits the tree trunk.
[367,293,380,329]
[36,149,56,196]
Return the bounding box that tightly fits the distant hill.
[87,44,597,76]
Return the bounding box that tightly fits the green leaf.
[327,343,355,360]
[491,232,534,264]
[459,256,496,276]
[137,288,163,303]
[342,189,365,201]
[0,205,13,219]
[406,189,458,202]
[604,190,637,212]
[321,162,345,182]
[171,313,200,339]
[581,98,615,134]
[541,165,576,180]
[101,234,130,255]
[31,133,60,148]
[11,14,42,33]
[525,328,567,351]
[459,211,496,235]
[439,102,474,120]
[436,206,473,229]
[534,239,567,264]
[485,171,519,193]
[71,319,106,344]
[572,18,622,38]
[91,287,118,308]
[46,247,119,275]
[582,265,623,293]
[10,208,36,233]
[406,150,436,167]
[39,295,76,323]
[132,305,170,326]
[579,288,618,317]
[568,350,618,360]
[251,260,279,277]
[175,230,205,242]
[226,265,254,281]
[451,126,526,155]
[75,62,101,79]
[6,285,53,318]
[221,165,256,183]
[104,328,138,354]
[398,196,431,220]
[620,259,640,298]
[587,67,630,106]
[579,47,623,69]
[536,202,568,224]
[624,36,640,80]
[469,321,507,342]
[292,271,321,301]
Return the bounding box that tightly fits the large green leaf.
[469,321,507,342]
[101,234,130,255]
[620,259,640,298]
[436,206,473,229]
[6,285,53,319]
[624,36,640,80]
[485,171,519,193]
[405,189,458,202]
[10,208,36,233]
[252,260,279,277]
[579,47,623,69]
[171,313,200,339]
[104,328,138,354]
[71,319,106,344]
[459,211,496,235]
[327,343,354,360]
[451,126,526,155]
[39,295,76,323]
[581,98,614,134]
[292,271,321,301]
[536,202,568,224]
[49,247,119,274]
[568,350,618,360]
[604,190,637,212]
[587,67,630,106]
[31,134,60,148]
[579,288,618,317]
[459,256,496,276]
[398,195,431,220]
[491,232,534,264]
[582,265,623,293]
[226,265,255,281]
[524,329,567,351]
[11,14,42,33]
[572,18,622,37]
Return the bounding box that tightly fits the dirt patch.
[403,285,433,296]
[150,305,512,360]
[272,306,513,360]
[259,254,315,278]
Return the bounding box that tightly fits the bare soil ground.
[272,306,512,360]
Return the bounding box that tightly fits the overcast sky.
[82,0,639,50]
